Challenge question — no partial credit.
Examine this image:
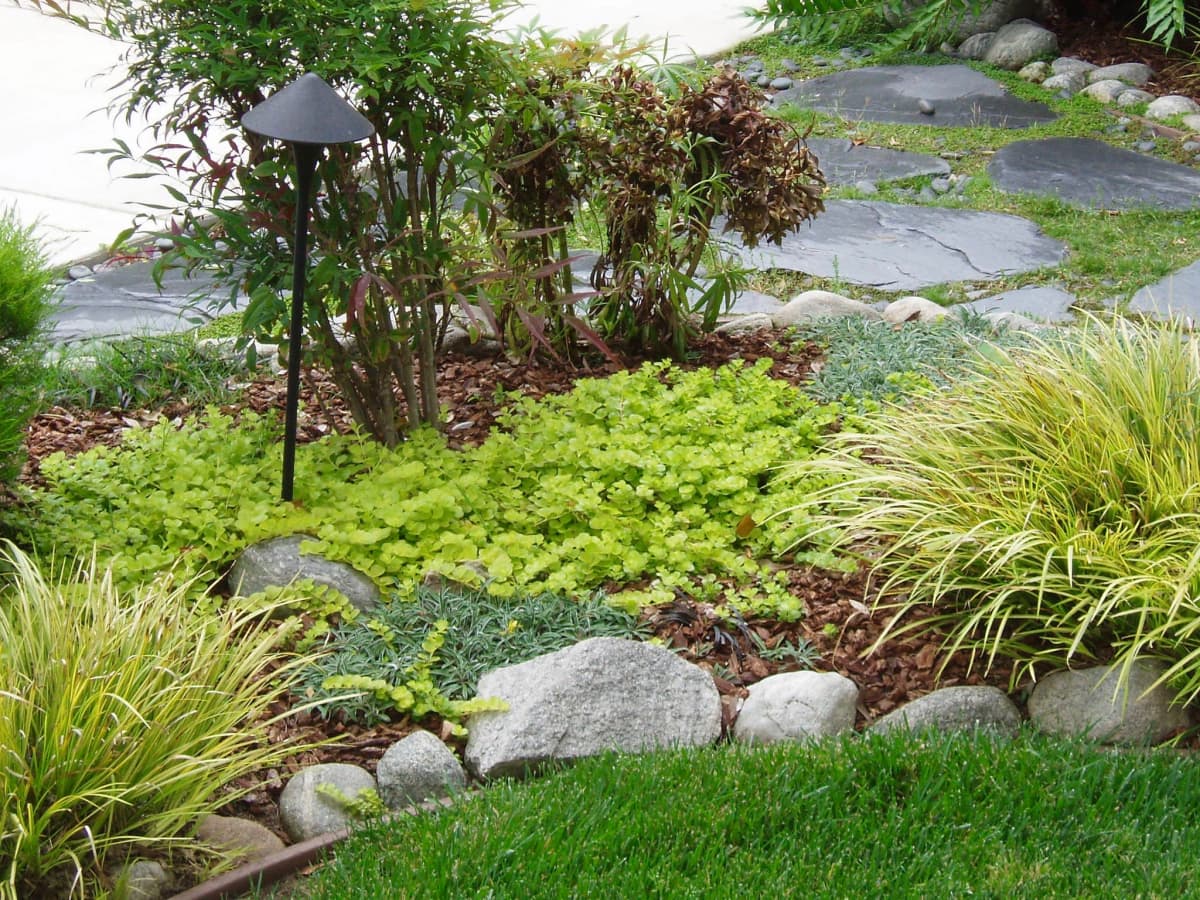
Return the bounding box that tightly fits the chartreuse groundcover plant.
[23,359,852,621]
[787,315,1200,707]
[0,542,327,899]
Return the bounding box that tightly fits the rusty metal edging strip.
[168,794,466,900]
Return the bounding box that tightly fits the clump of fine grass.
[787,315,1200,703]
[286,729,1200,898]
[0,542,326,898]
[45,332,251,410]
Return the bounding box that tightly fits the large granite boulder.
[871,685,1021,736]
[228,534,382,614]
[1027,660,1190,745]
[465,637,721,780]
[733,671,859,744]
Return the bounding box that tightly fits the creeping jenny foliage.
[26,360,846,618]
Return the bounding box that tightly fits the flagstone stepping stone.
[772,64,1057,128]
[48,260,246,342]
[1123,259,1200,320]
[960,285,1078,322]
[988,138,1200,210]
[803,137,950,185]
[730,200,1066,293]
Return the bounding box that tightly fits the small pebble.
[744,59,765,74]
[779,58,798,72]
[918,186,938,202]
[757,75,771,88]
[67,264,92,280]
[954,176,972,194]
[811,57,830,67]
[938,150,967,160]
[1182,141,1200,153]
[1136,140,1157,152]
[854,179,878,195]
[1117,117,1131,125]
[1106,124,1127,134]
[918,99,935,115]
[769,77,793,91]
[839,47,858,59]
[154,237,175,251]
[930,177,952,194]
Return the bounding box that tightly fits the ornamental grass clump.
[0,542,324,899]
[788,316,1200,703]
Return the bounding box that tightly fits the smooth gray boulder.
[1028,660,1190,745]
[1147,95,1200,120]
[196,815,286,866]
[804,137,950,185]
[988,138,1200,210]
[1051,56,1096,76]
[733,201,1067,292]
[229,534,382,614]
[1116,88,1155,108]
[376,730,468,810]
[1042,71,1085,94]
[882,295,947,323]
[772,65,1057,128]
[961,285,1077,322]
[983,21,1057,71]
[1125,259,1200,321]
[772,291,880,327]
[278,763,377,842]
[734,671,859,744]
[465,637,721,780]
[871,686,1021,736]
[1087,62,1154,86]
[957,32,996,61]
[1082,80,1128,103]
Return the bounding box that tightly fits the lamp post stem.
[281,143,321,502]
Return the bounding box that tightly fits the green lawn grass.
[280,729,1200,898]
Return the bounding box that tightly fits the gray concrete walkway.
[0,1,756,266]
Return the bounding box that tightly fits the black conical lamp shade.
[242,72,374,146]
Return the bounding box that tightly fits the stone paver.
[730,201,1067,292]
[773,64,1058,128]
[961,285,1079,322]
[1123,260,1200,320]
[989,138,1200,210]
[804,138,950,185]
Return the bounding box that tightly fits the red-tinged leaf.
[552,290,599,305]
[527,257,574,280]
[563,315,622,366]
[347,275,369,328]
[736,514,756,538]
[514,307,562,361]
[500,224,567,240]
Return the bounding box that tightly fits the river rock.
[1051,56,1096,76]
[1116,89,1155,108]
[1146,95,1200,120]
[882,295,947,323]
[1027,659,1190,745]
[1082,80,1128,103]
[957,32,996,60]
[1018,60,1049,82]
[196,815,286,865]
[228,534,381,614]
[871,685,1021,736]
[1087,62,1154,87]
[1042,71,1085,94]
[376,730,467,810]
[734,671,859,744]
[983,21,1057,71]
[278,763,377,842]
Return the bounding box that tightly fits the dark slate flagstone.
[988,138,1200,210]
[803,138,950,185]
[1123,260,1200,320]
[730,200,1066,292]
[772,64,1057,128]
[960,285,1078,322]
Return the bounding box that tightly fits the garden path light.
[242,73,374,501]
